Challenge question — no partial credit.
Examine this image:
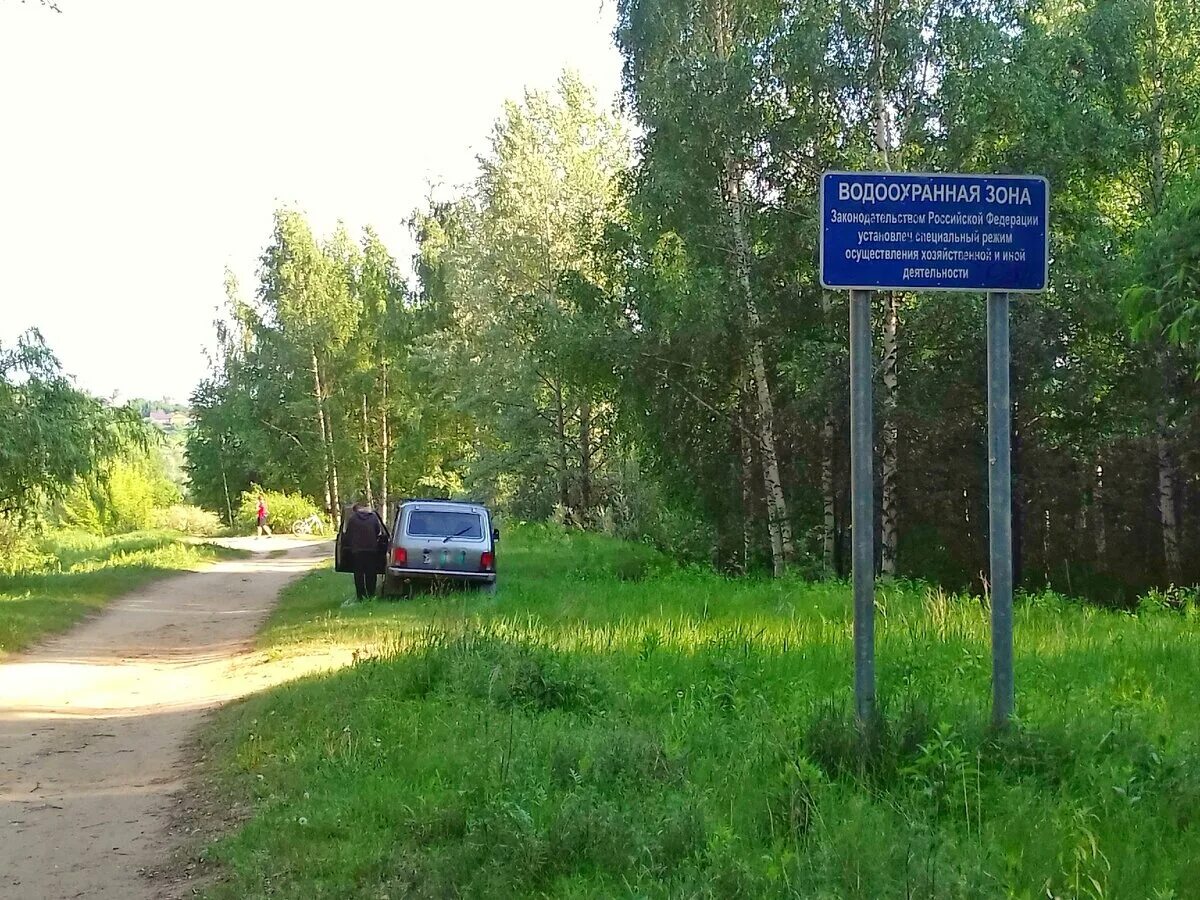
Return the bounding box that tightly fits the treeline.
[191,0,1200,603]
[0,330,190,566]
[187,218,468,529]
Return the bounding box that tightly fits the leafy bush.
[152,504,225,536]
[0,516,53,575]
[109,458,182,527]
[58,452,182,536]
[1137,584,1200,615]
[1019,587,1072,611]
[1,330,150,522]
[236,487,327,534]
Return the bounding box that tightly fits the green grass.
[0,529,240,655]
[198,525,1200,898]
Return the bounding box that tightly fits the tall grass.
[0,529,234,654]
[200,526,1200,898]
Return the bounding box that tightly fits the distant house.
[148,410,173,428]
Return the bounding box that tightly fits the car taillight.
[392,547,407,565]
[480,551,494,571]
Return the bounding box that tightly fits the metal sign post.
[849,289,876,724]
[987,291,1014,725]
[820,171,1048,730]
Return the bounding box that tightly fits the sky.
[0,0,624,403]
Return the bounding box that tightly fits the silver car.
[383,499,498,596]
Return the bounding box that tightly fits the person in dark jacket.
[344,500,387,602]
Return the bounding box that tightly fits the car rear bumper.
[387,566,496,584]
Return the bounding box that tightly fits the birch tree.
[413,72,629,521]
[258,211,361,514]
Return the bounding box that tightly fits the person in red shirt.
[255,495,272,537]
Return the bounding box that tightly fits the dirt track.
[0,538,349,900]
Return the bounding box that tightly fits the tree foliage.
[188,212,467,526]
[0,329,145,521]
[187,2,1200,601]
[411,72,631,521]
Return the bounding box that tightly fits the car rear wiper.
[443,525,476,543]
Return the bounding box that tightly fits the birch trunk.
[1157,411,1182,582]
[1012,426,1024,587]
[579,398,593,524]
[327,376,341,514]
[1042,508,1052,583]
[361,393,374,509]
[554,379,570,515]
[310,349,335,515]
[220,456,234,527]
[880,292,899,576]
[380,366,389,526]
[871,29,900,577]
[1093,462,1107,560]
[708,0,792,575]
[822,411,836,575]
[820,293,837,575]
[746,301,794,573]
[740,387,755,574]
[723,158,794,576]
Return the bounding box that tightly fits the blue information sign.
[820,172,1049,292]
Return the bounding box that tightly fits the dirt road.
[0,538,349,900]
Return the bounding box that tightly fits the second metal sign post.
[849,287,875,725]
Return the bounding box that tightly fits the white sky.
[0,0,623,403]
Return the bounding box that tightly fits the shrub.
[0,515,53,575]
[634,502,714,566]
[1137,585,1200,615]
[57,479,106,534]
[108,458,182,529]
[237,487,327,534]
[58,453,182,536]
[152,504,225,536]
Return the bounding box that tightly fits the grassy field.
[197,525,1200,899]
[0,529,236,655]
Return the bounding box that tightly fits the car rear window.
[406,509,483,539]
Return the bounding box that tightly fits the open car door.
[335,506,389,575]
[334,505,354,573]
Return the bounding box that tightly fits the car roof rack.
[397,496,487,507]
